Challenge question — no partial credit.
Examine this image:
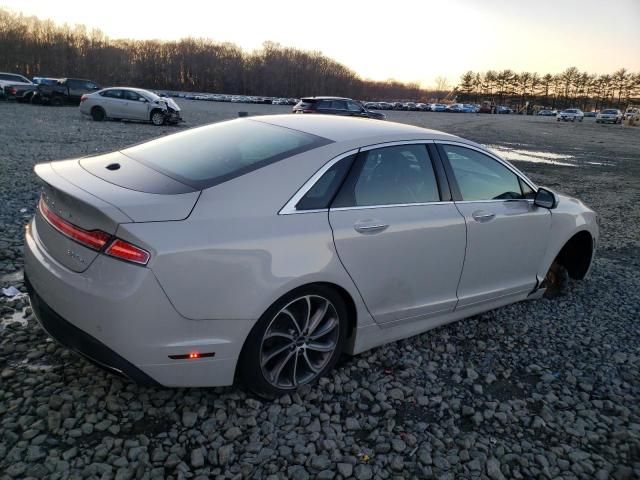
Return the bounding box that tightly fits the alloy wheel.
[260,295,339,389]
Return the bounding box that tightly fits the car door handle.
[354,222,389,234]
[471,210,495,222]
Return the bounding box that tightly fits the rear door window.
[296,154,356,211]
[331,100,347,110]
[347,101,363,112]
[333,144,440,207]
[122,118,332,189]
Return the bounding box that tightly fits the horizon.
[2,0,639,88]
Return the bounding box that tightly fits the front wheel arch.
[554,230,594,280]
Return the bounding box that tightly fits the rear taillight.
[40,198,111,250]
[39,198,150,265]
[7,87,17,95]
[104,239,150,265]
[80,94,87,102]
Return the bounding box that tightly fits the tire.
[579,117,583,122]
[238,285,349,398]
[542,260,569,299]
[30,94,41,105]
[50,96,63,106]
[150,109,165,126]
[91,107,105,121]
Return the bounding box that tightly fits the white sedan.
[80,87,182,125]
[25,116,598,396]
[557,108,584,122]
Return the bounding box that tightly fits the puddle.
[486,145,576,166]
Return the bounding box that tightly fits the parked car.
[496,106,512,114]
[430,103,447,112]
[37,78,101,105]
[293,97,386,119]
[557,108,584,122]
[79,87,182,125]
[595,109,623,124]
[24,115,597,396]
[537,109,557,116]
[0,72,32,97]
[583,111,597,118]
[623,106,640,123]
[446,104,464,112]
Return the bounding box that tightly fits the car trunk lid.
[34,155,200,272]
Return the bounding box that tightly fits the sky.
[3,0,639,88]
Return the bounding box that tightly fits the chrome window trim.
[454,199,535,205]
[435,140,538,192]
[359,139,434,152]
[279,149,359,215]
[331,201,454,212]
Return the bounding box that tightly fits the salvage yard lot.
[1,101,639,479]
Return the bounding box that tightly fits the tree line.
[0,8,425,100]
[456,68,640,111]
[1,8,638,108]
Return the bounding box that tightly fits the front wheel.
[239,286,348,398]
[151,110,165,126]
[542,260,569,298]
[50,96,63,106]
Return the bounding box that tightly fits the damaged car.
[80,87,183,125]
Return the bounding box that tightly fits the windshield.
[601,110,617,114]
[142,91,161,102]
[121,119,332,189]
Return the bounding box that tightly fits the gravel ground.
[1,101,639,480]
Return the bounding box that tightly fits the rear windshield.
[601,110,617,114]
[121,119,331,189]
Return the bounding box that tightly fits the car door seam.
[326,209,376,322]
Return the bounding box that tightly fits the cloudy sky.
[4,0,639,87]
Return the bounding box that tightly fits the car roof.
[253,114,463,143]
[301,96,352,101]
[102,87,154,93]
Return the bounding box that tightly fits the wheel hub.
[260,295,339,389]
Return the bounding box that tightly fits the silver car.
[25,115,598,396]
[79,87,182,125]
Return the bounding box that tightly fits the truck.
[35,78,101,105]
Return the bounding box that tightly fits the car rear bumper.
[24,217,246,387]
[25,274,161,386]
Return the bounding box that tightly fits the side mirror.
[534,187,558,209]
[138,97,147,102]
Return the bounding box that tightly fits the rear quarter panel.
[119,143,377,327]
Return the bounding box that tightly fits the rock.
[337,463,353,477]
[191,448,205,468]
[486,457,504,480]
[354,464,373,479]
[224,426,242,441]
[287,465,310,480]
[182,411,198,428]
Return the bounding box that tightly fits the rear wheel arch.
[235,281,358,394]
[91,106,106,121]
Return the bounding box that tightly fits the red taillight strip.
[104,239,150,265]
[38,197,151,266]
[39,198,111,250]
